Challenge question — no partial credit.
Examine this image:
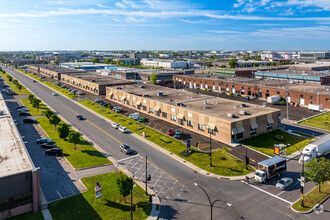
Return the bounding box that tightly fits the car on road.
[23,118,38,124]
[37,138,54,144]
[33,80,36,82]
[119,126,128,133]
[17,108,29,113]
[40,143,57,149]
[76,115,84,120]
[112,123,120,129]
[276,177,294,190]
[138,117,144,122]
[120,143,132,154]
[167,128,174,136]
[19,112,31,116]
[174,130,183,139]
[16,105,26,109]
[52,92,58,96]
[45,148,63,156]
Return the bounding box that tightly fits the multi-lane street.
[3,66,328,220]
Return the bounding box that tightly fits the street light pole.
[145,155,148,195]
[206,124,212,167]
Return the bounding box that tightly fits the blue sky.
[0,0,329,51]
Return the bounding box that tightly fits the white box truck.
[307,104,326,112]
[129,112,140,120]
[254,156,287,183]
[299,134,330,164]
[267,95,282,104]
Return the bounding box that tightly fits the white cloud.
[280,8,295,16]
[115,2,126,9]
[286,0,330,11]
[207,30,239,34]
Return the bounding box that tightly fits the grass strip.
[292,182,330,212]
[48,172,152,220]
[0,72,31,95]
[7,210,44,220]
[20,98,111,169]
[79,100,253,176]
[300,112,330,131]
[242,130,313,156]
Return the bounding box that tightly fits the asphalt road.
[3,66,328,220]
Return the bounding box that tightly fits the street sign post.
[95,182,102,200]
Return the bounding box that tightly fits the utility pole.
[145,155,148,195]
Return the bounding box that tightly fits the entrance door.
[299,98,305,105]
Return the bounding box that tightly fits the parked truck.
[129,112,140,121]
[299,134,330,164]
[267,95,282,104]
[254,156,287,183]
[307,104,326,112]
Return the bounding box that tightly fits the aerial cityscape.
[0,1,329,220]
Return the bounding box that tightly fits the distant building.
[299,52,330,60]
[113,58,139,66]
[129,51,149,59]
[140,59,193,69]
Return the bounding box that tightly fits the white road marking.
[56,189,62,199]
[276,181,300,196]
[254,198,295,219]
[248,184,293,205]
[117,155,139,163]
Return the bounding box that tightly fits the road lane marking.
[276,181,300,196]
[250,158,256,162]
[248,183,293,205]
[137,153,190,189]
[86,120,122,144]
[117,155,140,163]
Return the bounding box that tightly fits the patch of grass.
[20,98,49,116]
[292,182,330,212]
[7,210,44,220]
[300,112,330,131]
[0,72,31,95]
[242,130,313,156]
[80,100,252,176]
[20,98,110,169]
[48,172,151,220]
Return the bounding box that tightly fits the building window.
[326,98,329,102]
[149,107,154,113]
[178,119,184,125]
[132,102,136,107]
[155,111,160,117]
[118,97,121,101]
[143,106,147,111]
[171,114,176,121]
[267,123,273,130]
[250,129,256,135]
[162,112,167,118]
[198,124,205,131]
[300,95,304,98]
[310,96,314,99]
[123,100,126,104]
[236,133,243,139]
[266,90,269,92]
[127,101,130,105]
[187,120,193,127]
[208,128,216,135]
[277,91,280,94]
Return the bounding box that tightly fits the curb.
[290,195,330,214]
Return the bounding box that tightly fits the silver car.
[276,177,294,190]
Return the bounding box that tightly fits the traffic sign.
[95,182,102,199]
[300,181,304,187]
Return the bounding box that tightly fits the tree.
[18,84,22,91]
[31,98,41,110]
[49,115,61,130]
[304,157,330,192]
[229,58,238,68]
[44,109,54,119]
[103,58,112,64]
[253,63,259,67]
[220,65,226,68]
[41,61,49,64]
[57,124,70,139]
[67,131,80,150]
[270,62,276,66]
[116,176,134,203]
[90,57,100,63]
[28,94,35,102]
[150,72,158,84]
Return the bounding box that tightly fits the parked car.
[120,144,132,154]
[17,108,29,113]
[112,123,120,129]
[40,143,57,149]
[77,91,85,95]
[113,107,117,112]
[76,115,84,120]
[16,105,26,109]
[2,85,10,88]
[23,118,38,124]
[119,126,128,133]
[45,148,63,156]
[19,112,31,116]
[174,130,183,139]
[109,104,114,110]
[276,177,294,190]
[37,138,54,144]
[1,89,9,93]
[52,92,58,96]
[115,107,122,113]
[94,98,101,103]
[167,128,174,136]
[138,117,144,122]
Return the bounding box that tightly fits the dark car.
[19,112,31,116]
[45,148,63,156]
[16,105,26,109]
[23,118,38,124]
[120,144,132,154]
[109,104,113,110]
[174,130,183,139]
[33,80,36,82]
[37,138,53,144]
[40,143,57,149]
[167,128,174,136]
[77,115,84,120]
[2,85,10,88]
[94,98,101,103]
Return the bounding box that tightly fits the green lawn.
[20,98,110,169]
[292,182,330,212]
[20,98,49,116]
[242,130,313,156]
[79,100,253,176]
[300,112,330,131]
[0,72,31,95]
[8,210,44,220]
[48,172,152,220]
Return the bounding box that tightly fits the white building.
[140,59,193,69]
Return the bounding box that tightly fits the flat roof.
[289,63,330,68]
[63,72,135,85]
[60,62,115,67]
[108,84,280,122]
[110,67,180,75]
[0,93,35,177]
[32,64,81,73]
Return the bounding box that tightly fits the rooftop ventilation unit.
[157,92,163,96]
[227,113,234,118]
[239,110,247,115]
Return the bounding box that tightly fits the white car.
[17,108,29,113]
[52,92,58,96]
[276,177,294,190]
[112,123,120,129]
[119,126,128,133]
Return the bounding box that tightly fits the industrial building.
[0,93,40,219]
[140,59,194,69]
[27,64,80,80]
[105,84,281,144]
[289,63,330,71]
[60,62,116,71]
[174,74,330,109]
